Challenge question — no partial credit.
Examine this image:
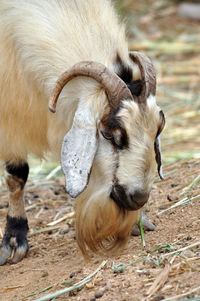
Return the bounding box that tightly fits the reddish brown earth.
[0,1,200,300]
[0,159,199,301]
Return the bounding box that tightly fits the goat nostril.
[130,190,149,207]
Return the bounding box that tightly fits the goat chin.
[75,189,140,257]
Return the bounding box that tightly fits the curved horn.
[49,61,133,113]
[129,51,156,102]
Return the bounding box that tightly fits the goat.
[0,0,165,264]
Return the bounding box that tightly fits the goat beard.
[75,188,140,257]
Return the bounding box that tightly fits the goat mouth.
[110,185,149,211]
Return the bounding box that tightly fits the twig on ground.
[163,286,200,301]
[25,204,37,212]
[170,256,200,276]
[35,208,44,219]
[47,211,75,226]
[180,174,200,196]
[154,169,177,182]
[158,194,200,215]
[28,225,61,237]
[146,256,176,298]
[112,256,162,273]
[150,244,175,254]
[163,241,200,258]
[1,285,24,293]
[180,297,200,301]
[45,166,61,180]
[33,260,107,301]
[18,286,53,300]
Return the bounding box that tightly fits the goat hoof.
[11,239,29,264]
[0,244,12,265]
[0,236,29,265]
[131,211,155,236]
[0,235,29,265]
[0,215,29,265]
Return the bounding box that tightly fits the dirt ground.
[0,0,200,300]
[0,159,199,301]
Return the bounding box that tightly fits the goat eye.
[101,131,112,140]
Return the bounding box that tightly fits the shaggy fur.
[0,0,164,259]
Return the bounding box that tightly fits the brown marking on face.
[100,107,129,150]
[116,54,143,98]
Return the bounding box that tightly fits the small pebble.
[167,194,178,202]
[59,225,70,235]
[167,194,173,202]
[178,3,200,20]
[70,272,76,278]
[90,298,96,301]
[69,290,78,296]
[95,291,104,299]
[152,296,165,301]
[41,271,49,277]
[103,286,110,292]
[171,183,178,188]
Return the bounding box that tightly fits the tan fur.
[5,174,26,219]
[75,96,162,256]
[0,0,163,257]
[116,97,161,194]
[0,0,141,162]
[76,190,140,256]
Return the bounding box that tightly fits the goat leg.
[0,162,29,265]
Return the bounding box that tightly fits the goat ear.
[154,110,165,180]
[61,102,98,198]
[154,136,164,180]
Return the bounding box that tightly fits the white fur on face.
[147,94,156,107]
[99,95,162,195]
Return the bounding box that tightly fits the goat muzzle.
[110,184,149,211]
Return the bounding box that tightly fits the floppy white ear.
[61,102,98,198]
